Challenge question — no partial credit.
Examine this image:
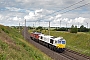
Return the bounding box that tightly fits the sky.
[0,0,90,28]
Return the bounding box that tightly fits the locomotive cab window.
[50,39,54,44]
[40,36,43,39]
[58,40,61,44]
[55,41,57,43]
[62,41,65,44]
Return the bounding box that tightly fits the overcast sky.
[0,0,90,28]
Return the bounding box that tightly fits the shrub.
[1,28,9,34]
[0,54,6,60]
[70,25,78,33]
[0,41,8,50]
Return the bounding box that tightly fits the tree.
[54,27,66,31]
[79,25,89,32]
[70,25,78,33]
[80,25,85,32]
[74,26,78,33]
[36,26,43,32]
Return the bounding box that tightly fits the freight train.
[30,32,66,53]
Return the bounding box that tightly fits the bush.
[0,54,6,60]
[0,40,8,50]
[0,29,1,33]
[70,25,78,33]
[78,25,89,32]
[1,28,9,34]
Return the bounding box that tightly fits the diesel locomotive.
[30,32,66,53]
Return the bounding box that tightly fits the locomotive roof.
[39,34,54,38]
[33,32,42,34]
[39,34,44,36]
[44,35,53,37]
[54,37,65,41]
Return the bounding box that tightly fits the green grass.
[37,30,90,56]
[0,25,52,60]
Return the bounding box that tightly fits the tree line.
[54,25,89,33]
[32,25,90,33]
[11,25,90,33]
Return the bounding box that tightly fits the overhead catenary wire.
[36,0,85,22]
[37,2,90,22]
[35,2,90,28]
[43,0,85,16]
[26,0,86,22]
[61,3,90,14]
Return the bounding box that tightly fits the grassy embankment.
[0,25,52,60]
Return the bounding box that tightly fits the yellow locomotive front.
[54,37,66,52]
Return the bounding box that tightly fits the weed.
[0,54,6,60]
[0,40,8,50]
[1,27,9,34]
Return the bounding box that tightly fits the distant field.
[0,25,52,60]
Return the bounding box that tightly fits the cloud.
[13,16,21,21]
[24,12,35,20]
[16,0,30,3]
[35,9,43,15]
[5,7,30,13]
[74,17,85,23]
[67,17,85,24]
[0,15,3,20]
[56,14,62,18]
[24,9,54,22]
[63,18,68,22]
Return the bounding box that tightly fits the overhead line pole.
[24,19,26,40]
[86,22,88,28]
[78,22,79,28]
[49,21,50,35]
[60,20,61,28]
[66,23,67,31]
[19,23,20,32]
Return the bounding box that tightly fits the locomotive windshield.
[58,40,61,43]
[58,40,65,44]
[62,41,65,44]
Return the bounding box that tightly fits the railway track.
[60,52,78,60]
[22,28,90,60]
[61,49,90,60]
[65,48,90,60]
